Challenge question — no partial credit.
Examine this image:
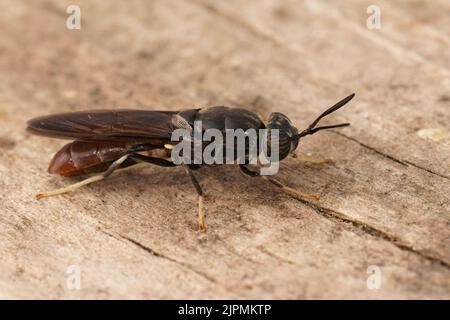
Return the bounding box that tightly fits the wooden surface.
[0,0,449,299]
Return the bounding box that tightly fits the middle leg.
[123,155,206,231]
[183,166,205,232]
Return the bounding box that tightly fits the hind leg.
[36,152,179,200]
[36,154,131,200]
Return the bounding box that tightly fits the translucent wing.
[27,109,177,144]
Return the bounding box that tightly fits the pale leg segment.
[239,165,320,202]
[36,154,130,200]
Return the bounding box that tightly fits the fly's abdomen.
[48,141,129,177]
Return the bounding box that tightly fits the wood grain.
[0,0,448,299]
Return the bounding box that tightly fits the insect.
[27,93,355,231]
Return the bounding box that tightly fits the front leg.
[239,165,320,202]
[291,153,334,165]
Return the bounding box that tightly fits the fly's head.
[266,93,355,161]
[266,112,299,160]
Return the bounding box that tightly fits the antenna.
[297,93,354,139]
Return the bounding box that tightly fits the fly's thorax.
[170,107,298,165]
[266,112,299,160]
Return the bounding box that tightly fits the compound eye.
[267,112,298,139]
[267,113,297,160]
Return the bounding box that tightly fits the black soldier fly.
[27,93,355,231]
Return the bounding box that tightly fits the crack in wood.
[100,230,222,285]
[334,131,449,180]
[217,238,263,265]
[257,246,297,266]
[274,191,450,270]
[333,132,407,167]
[403,160,450,181]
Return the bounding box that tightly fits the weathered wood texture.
[0,0,449,299]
